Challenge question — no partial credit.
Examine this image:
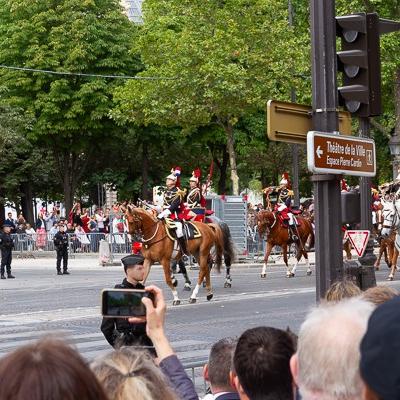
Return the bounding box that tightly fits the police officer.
[53,222,69,275]
[0,223,15,279]
[100,254,154,351]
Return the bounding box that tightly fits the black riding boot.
[289,225,298,241]
[177,237,189,256]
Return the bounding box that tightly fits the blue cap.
[360,295,400,400]
[121,254,144,272]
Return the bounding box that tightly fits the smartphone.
[101,289,153,318]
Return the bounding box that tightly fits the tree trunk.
[393,68,400,180]
[54,147,92,216]
[0,188,5,225]
[395,68,400,137]
[217,147,229,194]
[20,181,34,225]
[224,122,239,195]
[142,141,149,199]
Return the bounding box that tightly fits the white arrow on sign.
[316,145,323,158]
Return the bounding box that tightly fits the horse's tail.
[208,223,223,273]
[219,222,236,267]
[306,219,315,250]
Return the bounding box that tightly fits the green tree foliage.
[0,0,140,212]
[114,0,306,195]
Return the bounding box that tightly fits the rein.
[270,212,277,229]
[128,211,166,248]
[141,223,159,243]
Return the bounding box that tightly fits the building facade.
[121,0,144,23]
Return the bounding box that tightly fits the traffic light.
[336,13,380,117]
[336,13,400,118]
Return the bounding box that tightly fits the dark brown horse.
[125,206,226,305]
[257,210,314,278]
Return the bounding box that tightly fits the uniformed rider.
[275,174,297,241]
[157,167,188,254]
[185,169,203,220]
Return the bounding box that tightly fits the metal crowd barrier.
[183,359,208,394]
[11,233,132,254]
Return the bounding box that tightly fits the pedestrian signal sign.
[345,230,370,257]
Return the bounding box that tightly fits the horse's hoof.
[224,282,232,288]
[260,274,266,279]
[183,285,191,292]
[172,279,178,287]
[307,270,312,276]
[207,293,213,301]
[375,267,380,271]
[189,298,197,304]
[287,272,295,278]
[172,300,181,306]
[387,276,394,281]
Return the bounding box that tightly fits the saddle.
[164,218,202,241]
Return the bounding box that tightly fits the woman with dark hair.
[0,338,109,400]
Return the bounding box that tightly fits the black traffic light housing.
[336,13,400,118]
[336,13,380,117]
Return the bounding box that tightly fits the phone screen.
[102,289,147,317]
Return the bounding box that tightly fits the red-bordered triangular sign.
[346,230,370,257]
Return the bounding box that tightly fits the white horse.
[380,198,400,280]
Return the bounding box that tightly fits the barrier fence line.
[11,230,273,260]
[11,232,133,255]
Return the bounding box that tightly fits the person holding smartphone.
[100,254,153,350]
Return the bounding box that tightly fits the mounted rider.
[157,167,188,255]
[181,168,207,221]
[264,173,298,241]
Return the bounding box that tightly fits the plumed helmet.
[279,178,288,186]
[190,168,201,183]
[166,166,182,188]
[280,172,290,187]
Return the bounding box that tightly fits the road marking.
[0,329,212,363]
[0,286,315,325]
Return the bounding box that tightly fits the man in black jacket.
[53,222,69,275]
[0,224,15,279]
[100,254,154,351]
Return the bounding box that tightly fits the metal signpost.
[310,0,343,301]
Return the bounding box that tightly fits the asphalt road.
[0,254,399,379]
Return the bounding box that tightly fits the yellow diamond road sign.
[267,100,352,145]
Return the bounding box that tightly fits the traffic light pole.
[358,117,377,286]
[310,0,343,301]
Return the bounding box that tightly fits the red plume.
[282,172,291,189]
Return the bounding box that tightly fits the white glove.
[157,209,171,219]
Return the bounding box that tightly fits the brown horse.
[125,206,224,305]
[257,210,314,278]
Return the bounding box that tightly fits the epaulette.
[288,190,294,196]
[176,188,187,199]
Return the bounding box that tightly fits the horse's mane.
[129,206,158,223]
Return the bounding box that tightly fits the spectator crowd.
[4,202,131,254]
[0,279,398,400]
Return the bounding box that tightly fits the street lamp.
[388,134,400,180]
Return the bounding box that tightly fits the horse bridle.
[126,211,164,247]
[382,200,400,230]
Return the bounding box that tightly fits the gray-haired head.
[208,337,237,391]
[295,297,374,400]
